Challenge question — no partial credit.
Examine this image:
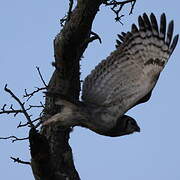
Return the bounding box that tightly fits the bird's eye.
[125,119,132,129]
[130,120,137,126]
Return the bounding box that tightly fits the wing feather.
[150,13,159,35]
[82,13,178,116]
[160,13,166,40]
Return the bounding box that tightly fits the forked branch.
[104,0,136,22]
[17,117,42,128]
[3,84,35,128]
[23,67,47,101]
[23,87,46,101]
[0,104,23,117]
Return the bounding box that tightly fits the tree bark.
[29,0,137,179]
[31,0,104,179]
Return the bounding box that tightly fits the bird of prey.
[43,13,179,137]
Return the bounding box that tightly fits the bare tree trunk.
[29,0,136,179]
[30,1,103,179]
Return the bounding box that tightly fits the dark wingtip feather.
[131,24,138,33]
[143,13,152,30]
[150,13,159,34]
[138,16,145,30]
[117,34,124,42]
[121,32,126,37]
[116,13,178,56]
[116,39,122,45]
[160,13,166,40]
[125,32,132,40]
[166,20,174,46]
[170,34,179,55]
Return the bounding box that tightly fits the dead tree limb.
[4,84,35,128]
[24,87,46,101]
[35,1,105,179]
[0,0,137,179]
[0,104,23,116]
[0,136,28,143]
[36,66,48,88]
[17,117,41,128]
[30,0,137,179]
[104,0,136,21]
[10,157,31,165]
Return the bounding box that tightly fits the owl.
[43,13,178,137]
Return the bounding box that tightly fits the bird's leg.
[43,99,86,127]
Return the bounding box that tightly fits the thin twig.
[67,0,74,21]
[36,66,48,87]
[0,136,29,143]
[40,101,45,108]
[0,103,42,117]
[10,157,31,165]
[0,109,23,116]
[24,87,46,101]
[22,67,47,101]
[1,104,6,111]
[34,120,43,129]
[104,0,135,6]
[104,0,136,21]
[129,0,136,15]
[4,84,35,128]
[29,104,44,109]
[0,109,22,114]
[17,117,41,128]
[60,0,74,26]
[60,15,67,27]
[0,104,22,116]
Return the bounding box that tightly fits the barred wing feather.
[82,13,178,115]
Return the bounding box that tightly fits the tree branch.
[36,66,48,88]
[82,31,102,46]
[29,128,55,180]
[1,0,138,179]
[17,117,41,128]
[0,136,29,143]
[37,0,105,179]
[0,104,23,117]
[104,0,136,21]
[104,0,136,6]
[67,0,74,21]
[22,67,47,101]
[4,84,35,128]
[10,157,31,165]
[24,87,46,101]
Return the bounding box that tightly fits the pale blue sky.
[0,1,179,180]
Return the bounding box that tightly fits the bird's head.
[103,115,140,137]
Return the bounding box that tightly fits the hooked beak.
[135,125,141,132]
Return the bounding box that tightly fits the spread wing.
[82,13,178,115]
